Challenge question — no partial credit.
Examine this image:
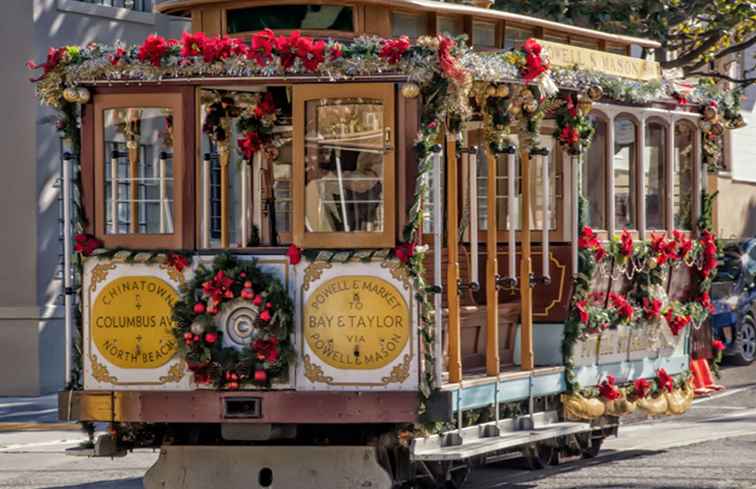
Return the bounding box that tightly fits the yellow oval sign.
[304,276,410,370]
[92,276,179,369]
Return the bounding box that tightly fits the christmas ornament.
[62,87,79,103]
[495,84,510,98]
[400,83,420,98]
[75,87,90,104]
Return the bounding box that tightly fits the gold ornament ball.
[703,106,717,121]
[495,84,510,98]
[647,257,658,270]
[401,83,420,99]
[75,87,91,104]
[63,87,79,103]
[509,104,522,116]
[578,98,593,115]
[524,100,539,113]
[190,322,206,335]
[587,85,603,101]
[485,84,497,97]
[519,88,534,100]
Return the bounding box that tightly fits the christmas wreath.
[172,254,293,389]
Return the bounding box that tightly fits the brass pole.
[520,147,534,371]
[446,134,462,383]
[485,147,500,376]
[219,144,230,248]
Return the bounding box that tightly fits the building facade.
[0,0,187,396]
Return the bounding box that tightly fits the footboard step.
[412,412,594,462]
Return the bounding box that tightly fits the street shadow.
[37,478,142,489]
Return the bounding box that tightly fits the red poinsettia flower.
[656,368,674,393]
[167,252,190,272]
[380,36,410,64]
[674,230,693,259]
[180,31,207,58]
[665,308,691,336]
[202,36,247,63]
[254,92,277,118]
[74,233,103,256]
[700,291,715,313]
[609,292,634,322]
[238,131,262,161]
[394,241,416,264]
[559,125,580,145]
[329,42,344,61]
[521,39,548,81]
[275,31,301,69]
[633,378,651,398]
[672,93,688,106]
[598,375,621,401]
[438,36,467,83]
[578,225,606,261]
[253,337,279,363]
[287,244,302,265]
[576,299,589,324]
[27,47,66,81]
[138,34,169,67]
[295,35,326,72]
[712,339,725,352]
[566,95,578,118]
[109,47,127,66]
[202,270,235,303]
[248,28,276,66]
[642,297,662,320]
[620,229,633,257]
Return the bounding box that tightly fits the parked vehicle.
[710,239,756,365]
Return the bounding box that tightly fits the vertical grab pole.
[241,161,249,247]
[485,147,500,377]
[62,152,74,387]
[202,155,211,248]
[571,152,579,276]
[507,149,517,282]
[447,134,462,384]
[432,147,444,388]
[159,153,167,234]
[541,150,551,281]
[520,146,534,372]
[469,148,479,286]
[128,140,139,234]
[110,152,119,234]
[219,144,230,248]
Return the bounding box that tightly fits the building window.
[503,25,535,51]
[473,21,497,48]
[392,11,429,38]
[644,121,666,230]
[585,115,607,229]
[437,15,464,37]
[80,0,152,11]
[293,84,396,248]
[674,121,696,230]
[613,116,637,229]
[226,5,354,34]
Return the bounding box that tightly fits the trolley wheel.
[521,443,557,470]
[581,434,604,459]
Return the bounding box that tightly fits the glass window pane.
[585,116,607,229]
[613,117,636,229]
[473,21,497,48]
[305,98,385,233]
[674,122,695,229]
[104,108,174,235]
[504,26,535,51]
[392,12,429,38]
[227,5,354,34]
[272,128,293,242]
[531,135,558,230]
[438,16,464,37]
[644,122,666,229]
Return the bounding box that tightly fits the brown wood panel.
[80,101,95,233]
[180,86,197,249]
[63,390,419,424]
[398,95,419,234]
[364,4,391,36]
[200,6,222,36]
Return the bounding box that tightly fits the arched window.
[674,121,696,229]
[644,120,667,230]
[585,114,607,229]
[613,115,637,229]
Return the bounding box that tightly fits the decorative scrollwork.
[381,260,412,290]
[158,361,186,384]
[303,354,334,384]
[159,263,186,287]
[302,261,333,291]
[381,354,412,384]
[88,262,116,292]
[88,353,118,384]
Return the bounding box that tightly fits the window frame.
[585,110,611,232]
[611,112,641,235]
[673,118,699,232]
[291,83,397,249]
[93,91,190,249]
[643,116,669,233]
[222,0,360,39]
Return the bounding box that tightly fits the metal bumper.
[58,390,418,424]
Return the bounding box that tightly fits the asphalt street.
[0,364,755,489]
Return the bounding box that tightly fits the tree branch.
[661,30,725,69]
[687,70,756,87]
[684,35,756,75]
